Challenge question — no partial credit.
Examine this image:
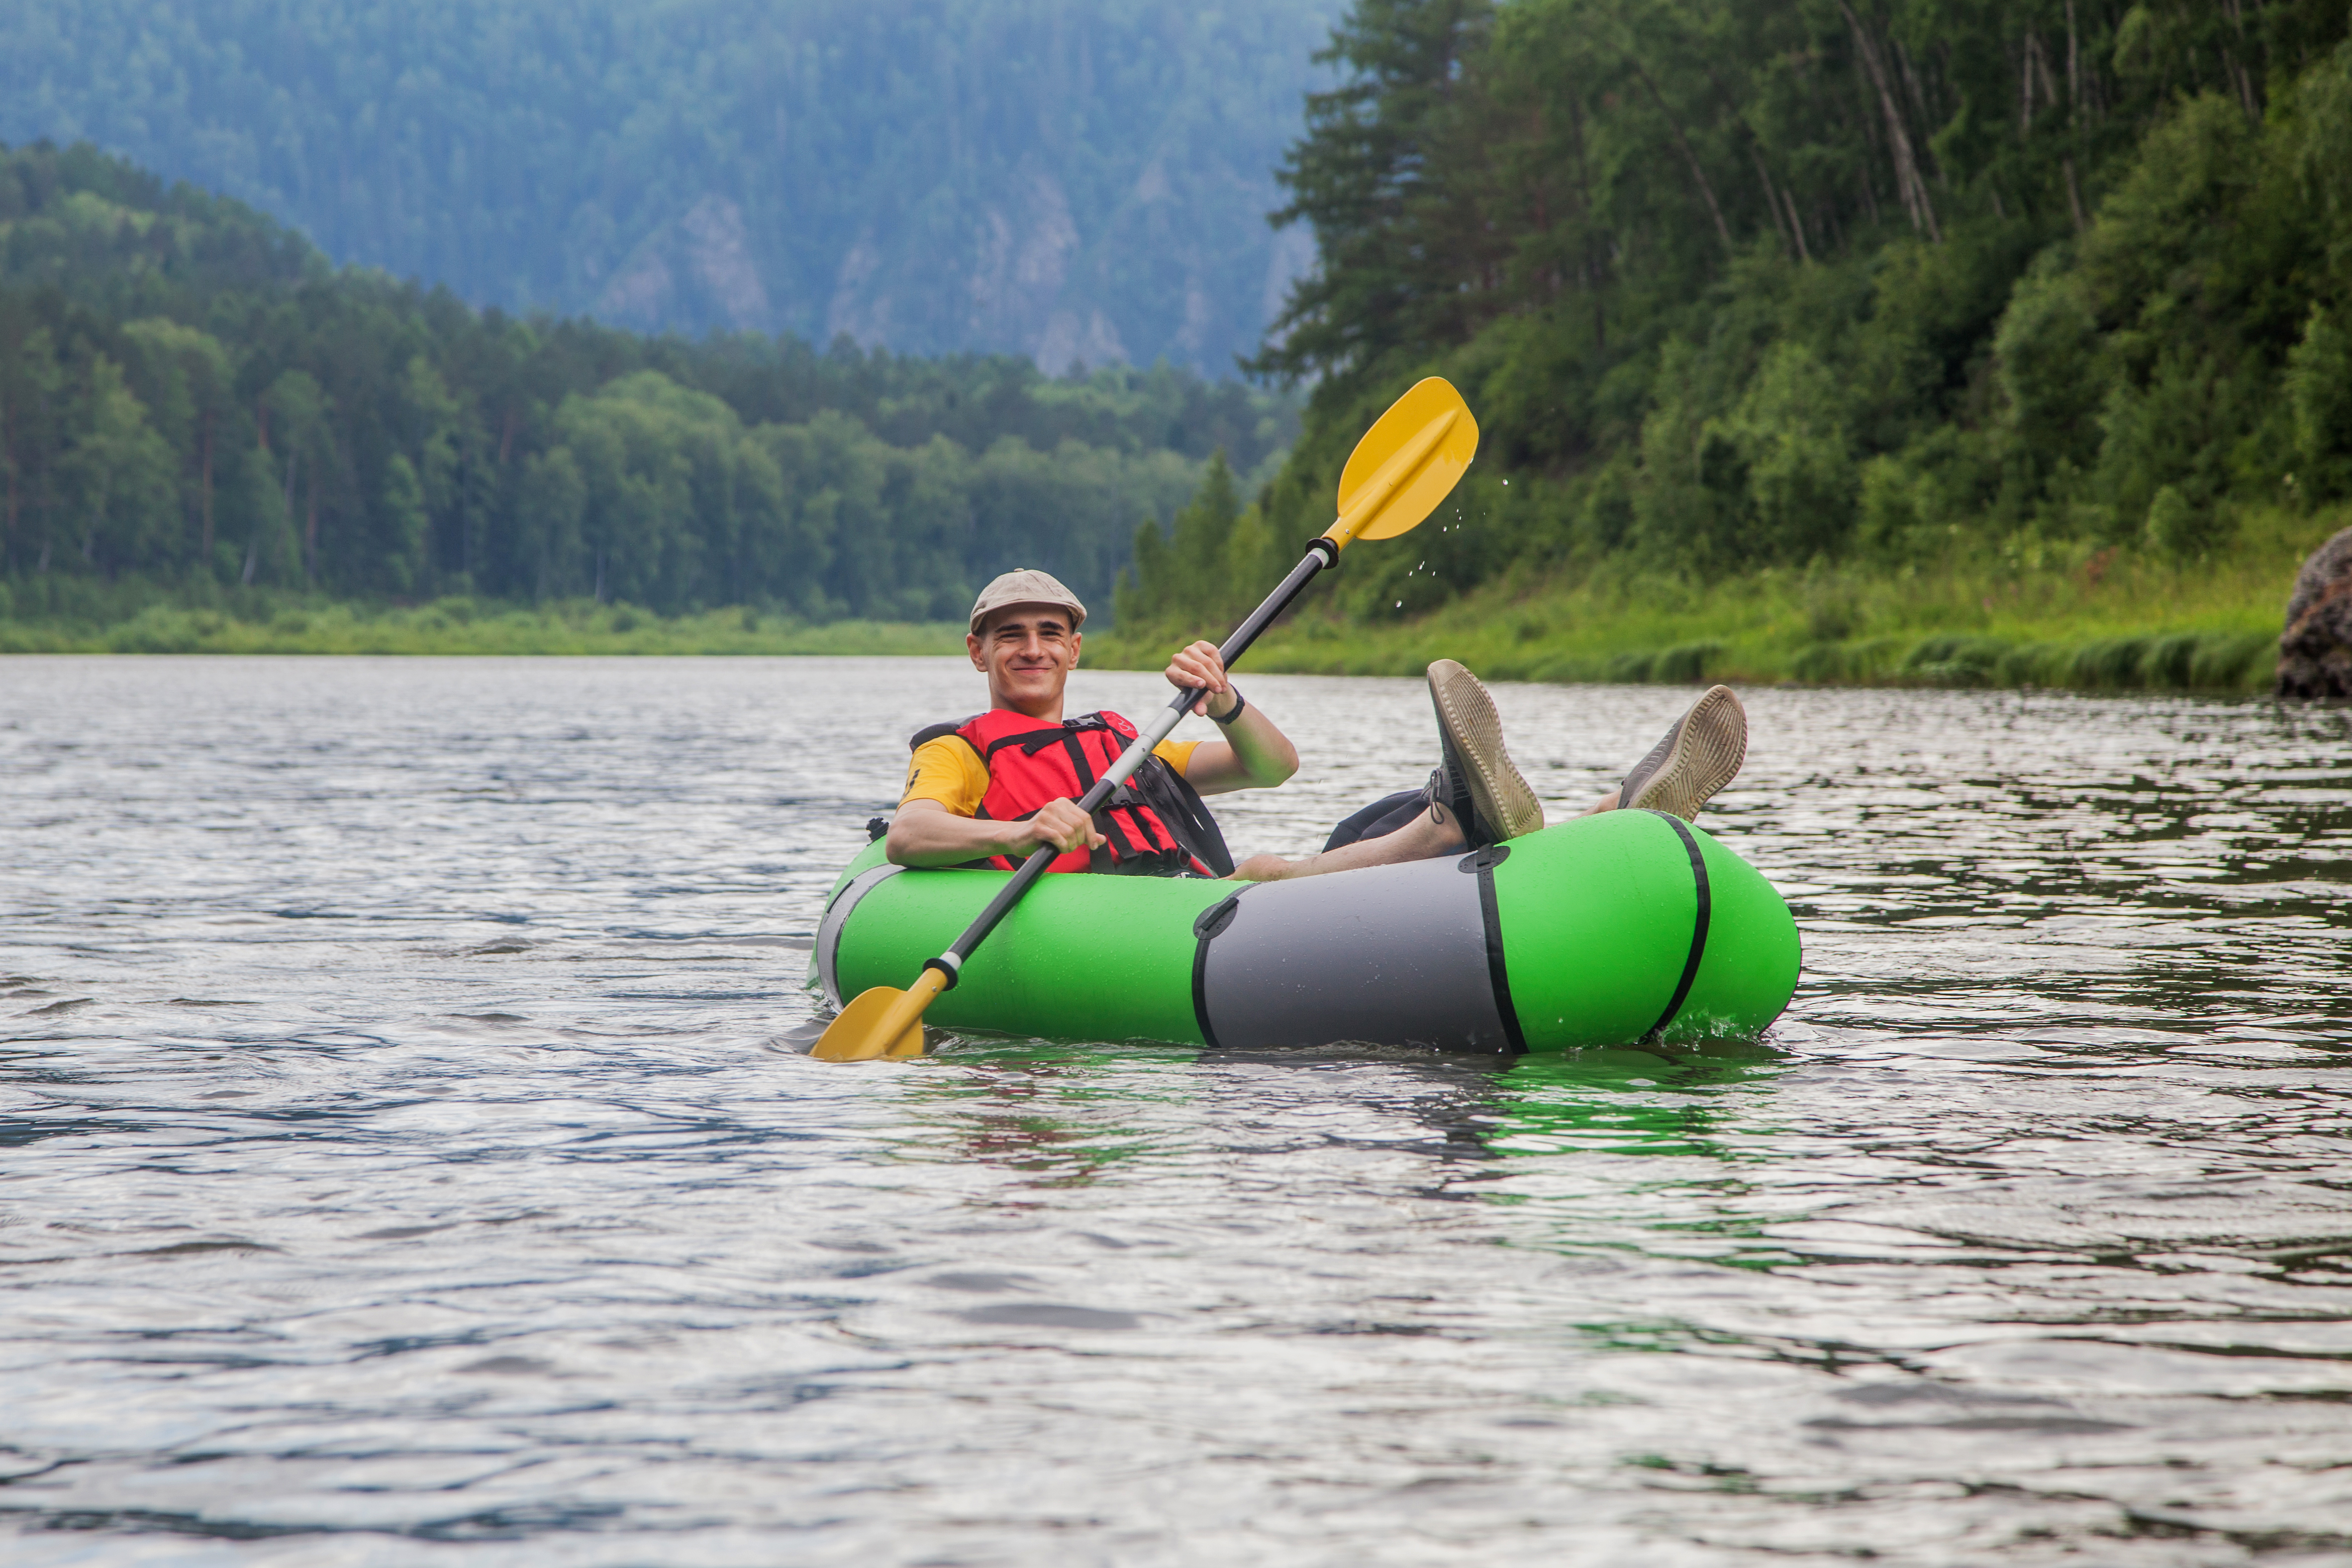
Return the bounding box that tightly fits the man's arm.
[886,797,1103,868]
[1160,640,1299,796]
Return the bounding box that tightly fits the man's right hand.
[888,796,1105,868]
[1015,797,1105,858]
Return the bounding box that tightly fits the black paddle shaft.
[927,539,1340,985]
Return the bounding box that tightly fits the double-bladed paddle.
[812,375,1481,1062]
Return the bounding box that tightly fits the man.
[887,568,1747,881]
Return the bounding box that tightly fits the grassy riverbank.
[0,590,961,656]
[1092,506,2336,694]
[5,505,2329,684]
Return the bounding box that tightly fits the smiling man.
[887,569,1749,882]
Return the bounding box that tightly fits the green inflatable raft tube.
[809,809,1800,1052]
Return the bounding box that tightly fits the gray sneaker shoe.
[1423,659,1545,846]
[1618,684,1747,820]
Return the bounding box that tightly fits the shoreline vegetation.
[0,584,961,656]
[10,500,2321,693]
[1092,504,2331,696]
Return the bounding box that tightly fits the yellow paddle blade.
[810,971,946,1062]
[1327,376,1480,549]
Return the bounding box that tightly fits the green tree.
[0,326,65,574]
[395,354,466,593]
[1114,449,1244,632]
[378,454,429,595]
[1252,0,1495,390]
[56,354,175,572]
[515,446,589,600]
[119,317,238,567]
[259,369,333,584]
[2285,307,2352,499]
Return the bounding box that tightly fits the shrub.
[2145,485,2231,558]
[2186,629,2277,689]
[2068,636,2155,688]
[1651,642,1722,683]
[1791,642,1848,682]
[1902,635,2010,684]
[1995,642,2064,685]
[2142,632,2201,687]
[1606,651,1655,682]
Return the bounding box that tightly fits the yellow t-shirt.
[902,730,1199,816]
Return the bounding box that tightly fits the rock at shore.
[2277,525,2352,698]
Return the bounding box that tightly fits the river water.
[3,655,2348,1566]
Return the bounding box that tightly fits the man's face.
[970,605,1080,717]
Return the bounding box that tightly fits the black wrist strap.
[1209,686,1247,725]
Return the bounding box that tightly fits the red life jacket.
[912,709,1234,878]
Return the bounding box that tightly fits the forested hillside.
[0,142,1294,622]
[1118,0,2352,685]
[0,0,1334,372]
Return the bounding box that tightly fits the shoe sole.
[1624,685,1746,821]
[1427,660,1545,841]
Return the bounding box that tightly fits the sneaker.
[1618,684,1747,820]
[1423,659,1545,846]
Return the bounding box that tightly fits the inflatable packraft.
[810,808,1799,1052]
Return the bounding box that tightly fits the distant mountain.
[0,0,1335,372]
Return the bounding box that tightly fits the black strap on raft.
[1464,844,1527,1053]
[1190,892,1245,1049]
[1641,811,1714,1043]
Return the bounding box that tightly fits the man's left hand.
[1164,641,1236,719]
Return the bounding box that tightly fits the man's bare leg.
[1230,801,1468,883]
[1228,681,1745,883]
[1231,662,1555,883]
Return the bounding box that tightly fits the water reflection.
[2,657,2349,1564]
[899,1046,1187,1188]
[1483,1049,1773,1160]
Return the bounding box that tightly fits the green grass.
[0,589,962,656]
[5,505,2334,685]
[1088,505,2340,695]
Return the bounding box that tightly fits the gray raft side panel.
[816,864,905,1007]
[1200,853,1510,1052]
